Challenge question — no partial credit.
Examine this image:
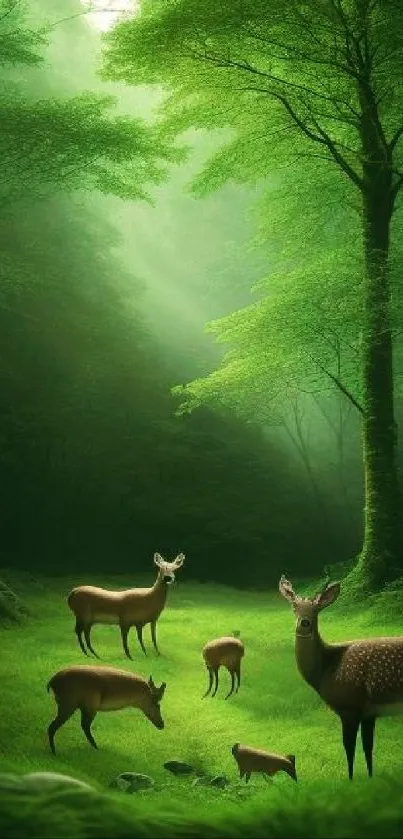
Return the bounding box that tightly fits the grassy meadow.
[1,570,403,837]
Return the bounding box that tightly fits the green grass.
[1,571,403,837]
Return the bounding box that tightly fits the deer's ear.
[154,553,163,567]
[279,575,297,603]
[148,675,156,689]
[158,682,167,700]
[314,582,341,610]
[174,553,185,568]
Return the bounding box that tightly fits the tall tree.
[103,0,403,591]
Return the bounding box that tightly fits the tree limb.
[312,358,364,415]
[388,125,403,154]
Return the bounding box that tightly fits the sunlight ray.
[80,0,139,32]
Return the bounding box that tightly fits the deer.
[279,574,403,780]
[231,743,297,783]
[202,636,244,699]
[47,665,166,755]
[67,552,185,660]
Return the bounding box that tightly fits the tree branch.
[189,45,356,110]
[308,113,363,188]
[313,358,364,415]
[391,172,403,204]
[242,84,363,189]
[189,43,364,189]
[388,125,403,154]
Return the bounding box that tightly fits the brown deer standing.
[47,665,166,754]
[202,636,244,699]
[67,552,185,660]
[279,574,403,780]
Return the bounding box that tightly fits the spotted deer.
[47,665,166,754]
[279,574,403,779]
[67,552,185,660]
[202,636,244,699]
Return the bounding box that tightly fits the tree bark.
[356,164,403,590]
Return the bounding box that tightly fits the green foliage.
[102,0,403,421]
[0,0,45,66]
[0,87,185,204]
[2,577,403,837]
[0,0,184,206]
[103,0,403,184]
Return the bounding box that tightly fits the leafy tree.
[103,0,403,591]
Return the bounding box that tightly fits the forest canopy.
[103,0,403,592]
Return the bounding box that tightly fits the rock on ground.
[110,773,154,793]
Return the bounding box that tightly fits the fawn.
[232,743,297,782]
[202,636,244,699]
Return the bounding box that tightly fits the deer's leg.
[48,706,75,755]
[361,717,376,778]
[225,670,235,700]
[341,713,360,780]
[245,771,251,784]
[135,623,147,656]
[75,621,88,656]
[150,620,160,655]
[234,664,241,693]
[119,623,133,660]
[80,708,98,749]
[211,668,219,698]
[202,667,214,698]
[84,624,100,659]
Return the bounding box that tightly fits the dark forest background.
[1,0,384,587]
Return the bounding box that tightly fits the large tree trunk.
[355,190,403,590]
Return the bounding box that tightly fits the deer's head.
[144,676,166,729]
[154,552,185,585]
[279,575,340,637]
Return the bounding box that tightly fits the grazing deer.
[202,636,244,699]
[231,743,297,782]
[47,665,166,755]
[67,552,185,660]
[279,574,403,780]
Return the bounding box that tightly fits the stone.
[163,761,195,775]
[110,772,154,793]
[210,775,229,788]
[191,776,212,787]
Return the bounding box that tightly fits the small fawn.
[47,665,166,754]
[67,552,184,659]
[280,574,403,779]
[231,743,297,782]
[202,636,244,699]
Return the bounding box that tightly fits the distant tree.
[103,0,403,591]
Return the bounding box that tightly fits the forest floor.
[1,571,403,838]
